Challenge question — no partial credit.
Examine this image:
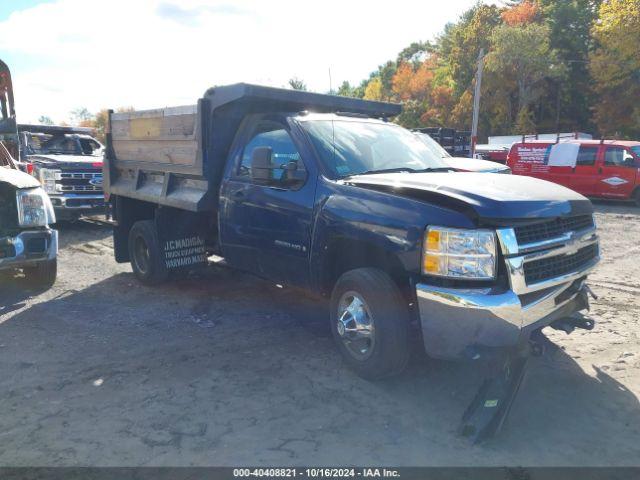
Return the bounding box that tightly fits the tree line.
[323,0,639,140]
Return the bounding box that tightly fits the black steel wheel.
[128,220,168,285]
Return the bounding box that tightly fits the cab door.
[596,146,638,199]
[219,117,317,288]
[568,145,599,196]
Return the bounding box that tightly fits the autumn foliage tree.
[437,4,502,130]
[485,22,565,133]
[501,0,539,26]
[589,0,640,138]
[389,55,450,127]
[334,0,634,139]
[363,77,384,101]
[392,60,435,101]
[536,0,601,132]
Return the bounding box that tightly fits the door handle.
[598,167,603,174]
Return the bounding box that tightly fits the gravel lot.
[0,202,638,466]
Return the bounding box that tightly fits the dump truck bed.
[105,102,209,211]
[104,83,401,212]
[109,105,200,171]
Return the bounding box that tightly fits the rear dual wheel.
[128,220,168,285]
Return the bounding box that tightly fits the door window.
[605,147,635,167]
[80,138,102,156]
[237,123,306,187]
[41,135,78,155]
[575,147,598,166]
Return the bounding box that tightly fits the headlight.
[422,227,497,279]
[16,188,56,227]
[38,168,61,194]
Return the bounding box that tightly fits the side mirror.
[623,154,636,167]
[250,147,307,188]
[280,160,307,187]
[250,146,273,182]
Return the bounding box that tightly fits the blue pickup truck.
[104,84,599,385]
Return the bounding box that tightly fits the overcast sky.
[1,0,487,123]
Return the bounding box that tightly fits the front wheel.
[23,259,57,289]
[330,268,410,380]
[633,189,640,208]
[0,268,14,283]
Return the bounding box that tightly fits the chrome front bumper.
[0,229,58,271]
[416,224,599,359]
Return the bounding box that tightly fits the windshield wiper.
[419,167,454,172]
[353,167,420,176]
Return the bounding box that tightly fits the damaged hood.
[344,172,593,221]
[0,166,40,189]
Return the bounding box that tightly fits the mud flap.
[155,208,209,273]
[458,350,529,444]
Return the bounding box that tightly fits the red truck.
[507,139,640,206]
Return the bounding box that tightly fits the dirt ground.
[0,202,638,467]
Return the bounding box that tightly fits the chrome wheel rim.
[337,291,375,360]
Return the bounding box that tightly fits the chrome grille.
[59,184,101,192]
[523,244,598,285]
[497,215,599,297]
[514,215,594,245]
[56,170,103,194]
[60,172,100,180]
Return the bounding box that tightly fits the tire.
[634,189,640,208]
[23,259,57,289]
[0,269,13,283]
[330,268,410,380]
[128,220,168,285]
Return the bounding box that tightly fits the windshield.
[415,132,451,158]
[26,133,102,156]
[302,120,449,178]
[631,146,640,158]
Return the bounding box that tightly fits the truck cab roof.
[294,112,392,124]
[202,83,401,119]
[18,124,95,135]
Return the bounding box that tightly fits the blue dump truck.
[104,84,600,441]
